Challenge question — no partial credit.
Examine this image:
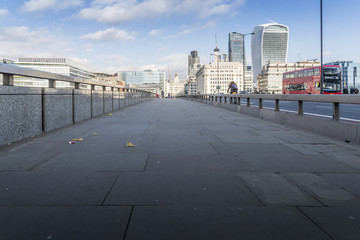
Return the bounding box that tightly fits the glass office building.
[119,69,165,85]
[251,23,289,85]
[14,58,94,88]
[326,61,360,89]
[228,32,245,63]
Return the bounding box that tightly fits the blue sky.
[1,0,359,78]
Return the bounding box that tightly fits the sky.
[1,0,360,79]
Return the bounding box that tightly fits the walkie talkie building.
[251,23,289,85]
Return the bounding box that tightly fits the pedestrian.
[343,87,348,94]
[227,81,238,94]
[350,87,355,94]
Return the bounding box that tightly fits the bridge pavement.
[0,98,360,240]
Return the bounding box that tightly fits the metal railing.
[188,93,360,121]
[0,63,150,93]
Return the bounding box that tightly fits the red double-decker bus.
[282,65,342,94]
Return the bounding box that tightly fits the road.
[235,99,360,122]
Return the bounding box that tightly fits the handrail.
[191,93,360,104]
[185,93,360,121]
[0,63,151,93]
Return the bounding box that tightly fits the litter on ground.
[126,142,136,147]
[72,138,84,141]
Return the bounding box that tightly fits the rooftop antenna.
[214,34,219,52]
[296,49,301,62]
[215,34,218,48]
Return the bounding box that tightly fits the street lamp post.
[320,0,324,94]
[240,32,254,93]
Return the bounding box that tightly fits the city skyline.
[1,0,360,79]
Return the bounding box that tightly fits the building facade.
[251,22,289,86]
[93,72,125,86]
[326,61,360,89]
[228,32,245,63]
[14,58,94,88]
[165,74,186,97]
[186,50,201,95]
[244,66,254,93]
[257,61,320,94]
[119,69,165,86]
[196,47,243,94]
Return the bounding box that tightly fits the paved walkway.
[1,98,360,240]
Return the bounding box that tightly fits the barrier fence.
[0,63,156,146]
[183,93,360,144]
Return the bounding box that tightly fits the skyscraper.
[187,50,201,95]
[251,22,289,84]
[188,51,200,76]
[228,32,245,63]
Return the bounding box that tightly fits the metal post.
[298,100,304,115]
[320,0,324,94]
[217,57,220,94]
[242,35,246,93]
[247,98,250,107]
[3,74,14,86]
[259,98,263,109]
[49,80,56,88]
[333,102,340,120]
[275,99,280,111]
[353,67,357,88]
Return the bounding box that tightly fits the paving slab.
[33,152,148,172]
[238,173,321,206]
[1,98,360,239]
[210,142,299,155]
[300,206,360,240]
[293,143,355,154]
[320,173,360,198]
[286,173,360,206]
[102,124,157,135]
[0,206,131,240]
[104,171,260,206]
[324,153,360,170]
[125,206,332,240]
[240,152,356,173]
[0,152,58,171]
[215,134,286,143]
[134,139,217,154]
[274,134,329,144]
[47,134,155,154]
[0,171,118,205]
[146,153,254,172]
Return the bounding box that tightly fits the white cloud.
[0,9,9,16]
[91,55,130,73]
[81,28,136,42]
[22,0,83,12]
[84,44,94,52]
[158,53,188,78]
[148,29,161,37]
[0,26,72,60]
[76,0,245,24]
[202,20,217,29]
[323,51,332,57]
[166,21,216,39]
